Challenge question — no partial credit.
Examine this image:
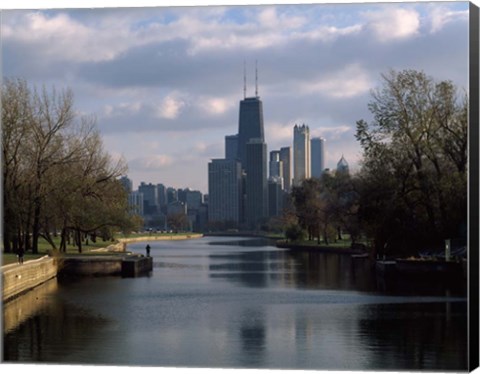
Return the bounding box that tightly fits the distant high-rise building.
[166,187,177,204]
[245,138,268,228]
[157,184,167,211]
[186,190,203,210]
[311,137,326,178]
[293,124,311,185]
[177,188,187,203]
[279,146,292,192]
[119,176,133,193]
[225,134,239,160]
[208,158,243,223]
[269,150,283,183]
[268,177,283,217]
[237,97,264,167]
[128,191,144,216]
[139,182,158,215]
[337,155,350,175]
[167,200,187,216]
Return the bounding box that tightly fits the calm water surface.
[3,237,468,370]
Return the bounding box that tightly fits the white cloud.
[257,7,306,30]
[310,125,352,140]
[102,101,143,117]
[265,122,294,145]
[294,24,362,42]
[429,7,469,33]
[156,94,186,119]
[364,7,420,42]
[300,64,371,98]
[3,11,129,62]
[200,97,234,116]
[130,154,173,170]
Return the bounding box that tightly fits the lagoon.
[3,236,468,370]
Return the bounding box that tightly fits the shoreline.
[276,240,365,255]
[2,233,203,302]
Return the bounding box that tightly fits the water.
[3,237,468,370]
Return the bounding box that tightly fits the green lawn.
[1,232,202,265]
[117,231,198,239]
[2,236,119,266]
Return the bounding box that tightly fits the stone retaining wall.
[90,234,203,253]
[2,256,58,303]
[3,278,58,333]
[119,233,203,244]
[2,234,201,301]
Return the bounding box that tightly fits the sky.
[1,0,471,194]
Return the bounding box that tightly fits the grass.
[117,231,199,239]
[294,238,352,248]
[1,236,119,266]
[1,232,202,266]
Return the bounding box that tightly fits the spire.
[255,60,258,97]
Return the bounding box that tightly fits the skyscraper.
[269,150,283,183]
[138,182,158,215]
[237,97,264,167]
[208,158,243,223]
[119,176,133,193]
[337,155,350,175]
[225,134,238,160]
[311,137,326,178]
[166,187,177,204]
[293,124,311,186]
[235,64,267,228]
[279,146,292,192]
[268,177,283,217]
[245,138,268,228]
[157,183,167,212]
[128,191,144,216]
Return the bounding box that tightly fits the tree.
[167,212,189,233]
[2,78,136,254]
[355,69,467,256]
[2,78,33,253]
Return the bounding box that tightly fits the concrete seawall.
[90,234,204,253]
[3,278,58,333]
[2,233,201,302]
[2,256,58,303]
[60,254,153,277]
[120,233,204,244]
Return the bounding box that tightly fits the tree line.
[2,78,141,254]
[288,70,468,257]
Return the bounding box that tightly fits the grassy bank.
[117,232,201,240]
[2,232,203,266]
[1,237,120,266]
[276,237,368,253]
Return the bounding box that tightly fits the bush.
[285,224,305,242]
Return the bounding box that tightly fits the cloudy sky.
[2,0,470,194]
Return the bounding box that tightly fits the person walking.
[18,247,24,264]
[146,244,151,257]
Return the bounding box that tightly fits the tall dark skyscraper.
[225,134,238,160]
[245,138,268,227]
[208,64,268,228]
[139,182,158,215]
[279,146,292,192]
[311,137,326,178]
[237,97,264,167]
[208,158,243,223]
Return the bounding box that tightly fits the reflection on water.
[3,278,58,334]
[3,236,468,370]
[3,280,109,363]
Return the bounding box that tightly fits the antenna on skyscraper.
[243,60,247,99]
[255,60,258,97]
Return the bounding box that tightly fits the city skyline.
[2,1,470,194]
